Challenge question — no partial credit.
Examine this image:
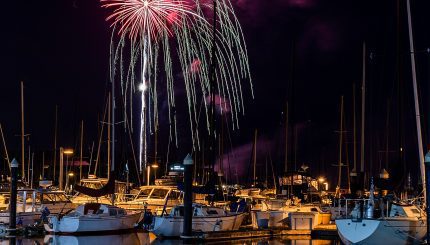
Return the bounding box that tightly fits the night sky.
[2,0,430,189]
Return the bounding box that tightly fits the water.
[1,233,340,245]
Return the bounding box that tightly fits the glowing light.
[138,82,147,91]
[64,149,74,155]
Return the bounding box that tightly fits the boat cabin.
[389,203,425,218]
[170,204,227,217]
[73,203,128,217]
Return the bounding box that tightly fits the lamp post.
[181,154,193,240]
[60,148,74,191]
[67,172,75,194]
[151,162,159,181]
[318,177,325,200]
[9,159,18,234]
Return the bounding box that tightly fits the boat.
[0,189,46,226]
[150,203,246,237]
[336,201,426,244]
[251,199,331,229]
[70,177,128,205]
[336,1,428,243]
[117,185,182,215]
[44,203,141,234]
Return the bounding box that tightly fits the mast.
[53,105,58,183]
[360,43,366,174]
[94,96,109,176]
[253,128,257,186]
[284,102,289,173]
[337,96,344,189]
[107,92,111,179]
[20,81,25,181]
[351,84,357,176]
[80,120,84,180]
[208,0,217,180]
[30,152,34,189]
[406,0,425,198]
[111,59,116,205]
[42,152,45,180]
[0,123,10,171]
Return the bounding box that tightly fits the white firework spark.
[102,0,253,175]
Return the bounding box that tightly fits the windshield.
[38,193,69,203]
[150,189,169,199]
[136,188,153,199]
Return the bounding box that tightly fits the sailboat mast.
[53,105,58,183]
[80,120,84,180]
[111,64,116,205]
[284,102,289,173]
[406,0,425,198]
[337,96,344,189]
[253,129,257,186]
[0,123,10,171]
[360,43,366,174]
[21,81,25,181]
[352,85,357,174]
[94,96,109,176]
[107,93,111,179]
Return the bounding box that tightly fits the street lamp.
[67,171,75,194]
[151,162,159,180]
[318,177,325,196]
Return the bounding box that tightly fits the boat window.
[207,210,219,215]
[311,208,318,212]
[411,209,420,214]
[118,209,126,215]
[174,207,184,216]
[169,190,182,200]
[109,209,117,216]
[137,189,153,199]
[150,189,169,199]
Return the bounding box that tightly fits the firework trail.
[101,0,252,174]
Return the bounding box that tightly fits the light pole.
[318,176,325,197]
[151,162,159,181]
[182,154,194,240]
[60,148,74,191]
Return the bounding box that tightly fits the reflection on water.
[0,233,339,245]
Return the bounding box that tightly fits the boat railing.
[334,198,375,219]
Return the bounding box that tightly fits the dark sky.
[2,0,430,188]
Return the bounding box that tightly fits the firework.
[101,0,252,173]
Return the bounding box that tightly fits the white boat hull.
[336,218,426,244]
[151,213,246,237]
[0,212,39,226]
[45,212,141,234]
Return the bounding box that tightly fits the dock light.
[318,177,325,183]
[151,163,159,168]
[68,172,74,177]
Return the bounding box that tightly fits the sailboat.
[336,0,427,243]
[336,180,426,244]
[45,67,141,234]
